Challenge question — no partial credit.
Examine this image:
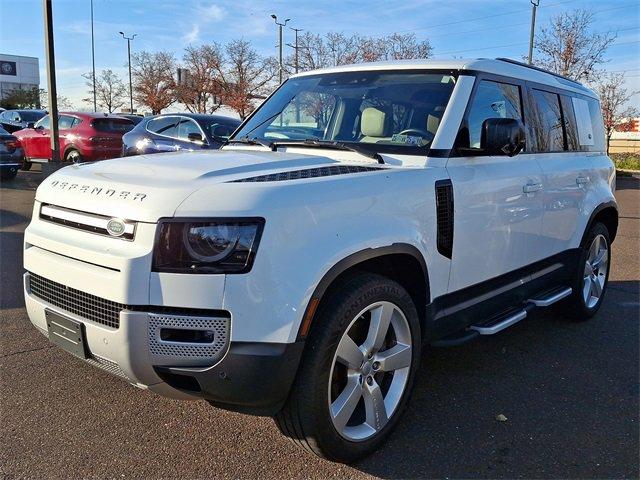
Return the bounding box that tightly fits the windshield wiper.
[226,136,275,150]
[271,139,385,164]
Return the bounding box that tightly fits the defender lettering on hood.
[49,180,147,202]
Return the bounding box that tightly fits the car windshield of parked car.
[19,111,46,121]
[198,118,240,141]
[232,70,456,153]
[92,118,134,133]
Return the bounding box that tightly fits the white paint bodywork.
[23,59,615,399]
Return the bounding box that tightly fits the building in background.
[0,54,40,102]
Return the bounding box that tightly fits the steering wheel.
[398,128,435,143]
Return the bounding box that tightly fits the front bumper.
[24,272,303,415]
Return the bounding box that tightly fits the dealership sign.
[0,61,17,76]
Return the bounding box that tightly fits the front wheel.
[275,273,421,463]
[562,222,611,320]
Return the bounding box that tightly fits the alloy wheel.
[328,301,412,441]
[583,233,609,309]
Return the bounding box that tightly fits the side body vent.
[435,179,454,259]
[231,165,384,183]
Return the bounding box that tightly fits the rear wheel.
[0,168,18,181]
[562,222,611,320]
[275,273,421,463]
[65,149,83,163]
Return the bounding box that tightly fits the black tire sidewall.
[292,273,421,463]
[567,222,611,319]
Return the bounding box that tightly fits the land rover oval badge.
[106,218,126,237]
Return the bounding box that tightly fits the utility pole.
[119,31,137,113]
[528,0,540,65]
[42,0,60,163]
[271,14,290,84]
[288,27,303,74]
[90,0,96,111]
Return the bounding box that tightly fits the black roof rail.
[495,57,584,87]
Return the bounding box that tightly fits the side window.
[560,95,580,151]
[464,80,522,148]
[530,89,564,152]
[71,117,82,128]
[177,118,202,140]
[147,117,180,138]
[59,115,75,129]
[36,115,50,129]
[586,97,606,152]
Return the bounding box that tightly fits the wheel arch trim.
[581,200,619,245]
[296,243,429,340]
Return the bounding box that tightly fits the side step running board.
[469,310,527,335]
[527,287,572,307]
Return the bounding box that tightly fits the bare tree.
[594,72,639,153]
[131,51,176,114]
[217,40,278,119]
[82,69,127,113]
[534,10,616,81]
[292,32,432,72]
[175,44,224,114]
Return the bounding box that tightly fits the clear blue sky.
[1,0,638,108]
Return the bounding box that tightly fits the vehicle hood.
[35,149,354,222]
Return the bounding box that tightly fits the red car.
[15,112,134,167]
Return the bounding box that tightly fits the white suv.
[24,58,617,463]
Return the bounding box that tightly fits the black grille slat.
[28,273,123,328]
[435,179,454,259]
[231,165,384,183]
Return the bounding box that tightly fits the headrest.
[361,107,388,137]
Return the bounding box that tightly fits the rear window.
[91,118,134,133]
[19,111,46,121]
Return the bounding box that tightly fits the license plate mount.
[46,310,88,359]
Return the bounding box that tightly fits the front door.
[446,77,544,292]
[29,115,52,160]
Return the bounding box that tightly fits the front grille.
[231,165,384,183]
[28,273,123,328]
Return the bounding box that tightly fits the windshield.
[233,70,456,154]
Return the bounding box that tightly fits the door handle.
[576,176,590,185]
[523,182,543,193]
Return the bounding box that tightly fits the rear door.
[446,76,544,291]
[527,88,597,258]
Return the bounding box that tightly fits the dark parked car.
[0,109,47,133]
[122,113,240,156]
[0,126,24,181]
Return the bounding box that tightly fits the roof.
[291,58,597,98]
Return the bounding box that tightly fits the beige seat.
[426,106,445,136]
[360,107,392,143]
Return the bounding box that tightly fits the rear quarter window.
[92,119,134,133]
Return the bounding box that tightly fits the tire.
[562,222,611,320]
[65,149,83,163]
[21,160,32,171]
[0,168,18,181]
[275,273,421,463]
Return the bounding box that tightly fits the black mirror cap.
[26,122,35,129]
[187,132,203,142]
[480,118,525,157]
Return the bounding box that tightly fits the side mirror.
[480,118,525,157]
[26,122,35,129]
[187,132,203,143]
[35,125,44,131]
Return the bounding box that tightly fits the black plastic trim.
[581,201,619,244]
[435,179,454,259]
[154,340,305,416]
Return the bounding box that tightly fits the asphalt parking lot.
[1,169,638,479]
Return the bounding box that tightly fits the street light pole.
[271,14,290,84]
[42,0,60,163]
[90,0,96,111]
[290,27,303,74]
[119,31,136,113]
[528,0,540,65]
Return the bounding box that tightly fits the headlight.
[152,219,265,274]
